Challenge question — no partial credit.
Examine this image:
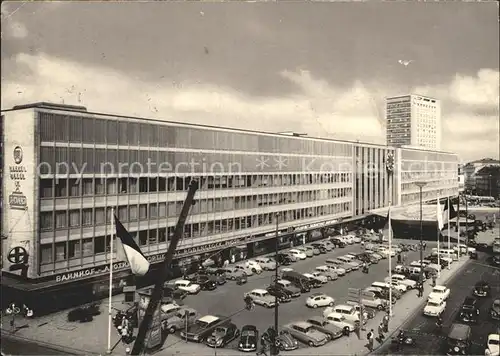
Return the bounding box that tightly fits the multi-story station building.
[1,102,458,313]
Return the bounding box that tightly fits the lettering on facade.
[9,146,28,210]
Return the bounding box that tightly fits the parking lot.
[164,238,435,352]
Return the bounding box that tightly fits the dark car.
[163,284,188,301]
[331,238,345,248]
[275,253,293,266]
[458,297,479,324]
[491,255,500,267]
[196,275,217,291]
[446,323,471,355]
[311,243,327,254]
[428,256,450,268]
[238,325,259,352]
[266,285,292,303]
[490,299,500,320]
[205,268,227,285]
[276,330,299,351]
[205,323,240,348]
[355,253,372,264]
[180,315,230,342]
[473,281,490,297]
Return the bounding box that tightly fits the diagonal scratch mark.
[2,2,27,21]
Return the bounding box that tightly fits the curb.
[0,329,99,355]
[365,257,472,356]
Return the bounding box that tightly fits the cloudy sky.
[1,1,498,162]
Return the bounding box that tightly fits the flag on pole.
[437,197,444,230]
[442,198,458,226]
[114,215,150,276]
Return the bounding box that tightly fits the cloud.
[1,53,498,162]
[1,2,28,39]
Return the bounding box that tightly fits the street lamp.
[272,212,280,356]
[489,174,492,197]
[415,181,428,285]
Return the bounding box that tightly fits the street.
[166,240,429,351]
[374,251,500,355]
[1,334,73,355]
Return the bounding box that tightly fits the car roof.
[242,324,257,331]
[176,279,189,283]
[251,289,268,294]
[335,304,354,310]
[326,312,344,318]
[489,334,500,342]
[199,315,219,323]
[434,285,447,290]
[448,323,471,340]
[310,293,326,297]
[307,316,325,323]
[292,321,313,328]
[463,297,476,304]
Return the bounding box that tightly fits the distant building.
[386,94,441,150]
[463,158,500,193]
[458,164,465,192]
[474,165,500,198]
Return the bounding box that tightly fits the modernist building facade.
[386,94,441,150]
[1,103,458,310]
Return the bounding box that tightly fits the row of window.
[40,188,353,230]
[39,202,351,264]
[401,189,456,205]
[39,112,353,156]
[400,149,457,163]
[401,179,457,192]
[39,173,353,198]
[401,171,457,181]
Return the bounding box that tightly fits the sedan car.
[320,264,346,276]
[388,274,417,289]
[326,259,352,273]
[283,322,329,347]
[325,312,357,334]
[306,293,335,308]
[297,247,314,258]
[274,253,293,266]
[458,296,480,324]
[244,260,263,274]
[204,269,227,285]
[306,317,343,340]
[238,325,258,352]
[244,289,277,308]
[485,333,499,356]
[305,272,328,284]
[428,285,450,302]
[490,299,500,320]
[223,267,246,280]
[205,323,240,348]
[162,307,198,334]
[314,266,338,281]
[423,299,446,317]
[276,279,301,298]
[234,264,254,276]
[288,249,307,260]
[311,243,327,254]
[253,257,277,271]
[266,285,292,303]
[276,330,299,351]
[174,279,201,294]
[473,281,491,297]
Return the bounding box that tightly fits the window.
[118,206,128,221]
[129,206,138,221]
[139,205,147,219]
[69,240,81,258]
[94,236,105,254]
[40,245,53,264]
[55,211,67,228]
[82,239,93,256]
[55,179,67,197]
[95,180,105,195]
[55,242,67,261]
[40,179,53,198]
[40,212,53,230]
[82,179,93,196]
[158,202,166,217]
[149,204,158,218]
[69,210,80,227]
[95,208,105,225]
[82,209,93,226]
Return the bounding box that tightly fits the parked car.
[195,275,217,291]
[306,293,335,308]
[163,284,188,301]
[305,272,328,284]
[490,299,500,320]
[321,241,335,251]
[296,247,313,258]
[345,301,376,319]
[180,315,230,342]
[204,268,227,285]
[283,322,329,347]
[300,274,323,288]
[386,280,408,293]
[276,330,299,351]
[428,285,451,302]
[238,325,259,352]
[314,266,338,281]
[205,323,240,348]
[223,267,246,280]
[244,260,263,274]
[331,238,346,248]
[473,281,490,297]
[288,249,307,260]
[446,323,471,355]
[458,297,480,324]
[311,243,327,254]
[306,317,343,340]
[254,257,277,271]
[320,264,346,276]
[326,259,352,273]
[276,279,301,297]
[274,253,293,266]
[423,299,446,317]
[387,274,417,289]
[485,334,499,356]
[162,307,198,334]
[331,304,363,324]
[371,282,403,298]
[325,312,357,334]
[266,285,292,303]
[234,264,254,276]
[244,289,277,308]
[174,280,201,294]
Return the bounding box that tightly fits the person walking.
[377,322,385,343]
[382,313,390,333]
[423,241,427,250]
[367,329,375,351]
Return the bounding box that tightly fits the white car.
[485,333,499,356]
[306,293,335,308]
[428,285,450,302]
[387,280,408,293]
[309,272,329,284]
[174,279,201,294]
[234,264,254,276]
[321,264,346,276]
[254,257,276,271]
[423,299,446,317]
[280,267,294,274]
[352,236,362,243]
[325,312,357,332]
[372,281,406,294]
[288,249,307,260]
[245,260,263,274]
[315,266,338,280]
[387,274,417,289]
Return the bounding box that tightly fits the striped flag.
[114,215,150,276]
[437,197,444,230]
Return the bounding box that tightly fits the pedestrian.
[367,329,375,351]
[223,259,229,268]
[432,274,437,287]
[397,253,402,264]
[377,322,385,342]
[423,242,427,250]
[382,313,390,333]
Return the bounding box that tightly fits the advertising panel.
[2,109,36,278]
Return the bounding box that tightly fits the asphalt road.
[1,334,73,355]
[374,251,500,355]
[167,240,430,351]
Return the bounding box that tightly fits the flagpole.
[388,201,393,316]
[447,197,451,270]
[107,208,114,354]
[457,194,461,259]
[437,195,440,278]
